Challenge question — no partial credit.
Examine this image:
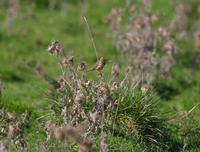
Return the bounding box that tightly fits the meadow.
[0,0,200,151]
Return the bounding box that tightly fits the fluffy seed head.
[77,62,86,71]
[48,40,63,56]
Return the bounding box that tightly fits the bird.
[89,57,106,72]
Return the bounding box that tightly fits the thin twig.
[83,16,98,60]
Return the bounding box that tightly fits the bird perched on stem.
[89,57,106,74]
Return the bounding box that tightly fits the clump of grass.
[167,105,200,151]
[112,89,171,150]
[38,40,173,151]
[42,40,119,151]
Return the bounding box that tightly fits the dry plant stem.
[83,16,98,60]
[112,99,120,136]
[58,57,69,86]
[131,72,143,90]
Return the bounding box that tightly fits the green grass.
[0,0,200,151]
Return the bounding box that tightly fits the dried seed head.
[0,109,5,117]
[54,125,83,143]
[126,66,132,74]
[164,39,178,55]
[135,16,146,29]
[151,14,160,23]
[111,64,120,78]
[14,139,27,150]
[58,76,66,86]
[179,30,188,40]
[175,3,191,15]
[138,51,157,71]
[57,86,66,94]
[104,8,124,31]
[84,80,92,87]
[77,62,86,71]
[141,85,149,94]
[8,122,20,138]
[79,139,93,152]
[74,90,86,104]
[0,144,7,152]
[62,56,74,68]
[79,80,92,89]
[35,62,43,76]
[7,112,17,121]
[94,83,109,94]
[158,27,168,38]
[48,40,63,56]
[23,59,34,67]
[21,111,29,124]
[48,104,55,110]
[129,5,136,14]
[8,125,15,137]
[100,132,108,152]
[160,55,173,76]
[142,0,152,10]
[110,82,119,94]
[89,111,99,123]
[54,127,66,142]
[47,88,55,97]
[44,121,56,141]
